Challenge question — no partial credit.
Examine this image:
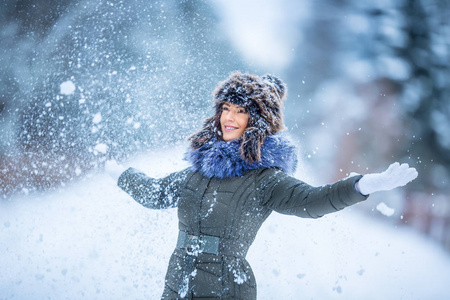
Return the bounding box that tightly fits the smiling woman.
[189,72,287,164]
[220,103,249,141]
[114,71,417,299]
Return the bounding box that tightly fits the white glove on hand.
[105,159,125,182]
[355,162,418,195]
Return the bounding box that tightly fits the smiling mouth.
[224,125,238,131]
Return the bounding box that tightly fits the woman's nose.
[226,111,235,121]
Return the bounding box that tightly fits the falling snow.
[94,143,108,154]
[376,202,395,217]
[92,113,102,124]
[60,80,76,95]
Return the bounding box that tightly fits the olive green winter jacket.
[118,165,367,299]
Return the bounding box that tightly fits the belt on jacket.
[176,231,248,257]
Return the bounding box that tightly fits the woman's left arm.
[257,168,368,218]
[258,162,417,218]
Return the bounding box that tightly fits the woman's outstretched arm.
[258,168,368,218]
[117,167,190,209]
[257,162,417,218]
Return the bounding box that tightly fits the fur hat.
[189,71,287,163]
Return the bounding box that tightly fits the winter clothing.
[185,133,297,179]
[118,133,368,299]
[118,72,368,299]
[189,72,287,163]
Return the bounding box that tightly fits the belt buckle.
[186,235,202,256]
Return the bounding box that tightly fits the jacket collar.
[185,132,297,178]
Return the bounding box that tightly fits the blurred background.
[0,0,449,254]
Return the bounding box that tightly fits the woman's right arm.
[117,167,190,209]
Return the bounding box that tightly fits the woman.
[115,71,418,299]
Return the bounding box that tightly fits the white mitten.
[105,159,125,182]
[355,162,418,195]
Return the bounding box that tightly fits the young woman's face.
[220,102,249,141]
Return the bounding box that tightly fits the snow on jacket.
[118,133,368,299]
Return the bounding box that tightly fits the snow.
[376,202,395,217]
[93,143,108,154]
[1,147,450,299]
[60,80,76,95]
[92,113,102,124]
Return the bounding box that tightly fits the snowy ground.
[1,147,450,300]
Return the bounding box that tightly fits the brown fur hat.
[189,71,287,163]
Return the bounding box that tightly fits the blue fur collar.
[184,132,297,178]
